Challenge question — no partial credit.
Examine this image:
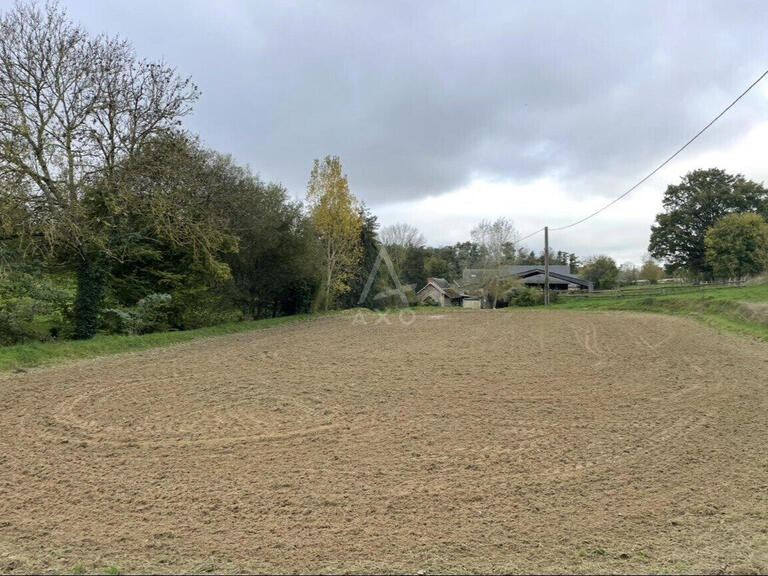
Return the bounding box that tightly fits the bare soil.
[1,310,767,574]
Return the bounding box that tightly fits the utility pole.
[544,226,550,306]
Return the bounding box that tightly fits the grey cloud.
[22,0,768,203]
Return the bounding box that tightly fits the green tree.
[0,260,72,344]
[453,241,484,269]
[569,253,581,272]
[424,250,459,282]
[339,206,380,309]
[103,136,240,326]
[581,255,619,289]
[0,3,198,337]
[704,213,768,280]
[216,166,320,320]
[401,245,429,289]
[516,248,539,265]
[639,257,664,284]
[306,156,363,310]
[649,168,768,278]
[533,249,571,266]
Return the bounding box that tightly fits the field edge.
[0,312,341,372]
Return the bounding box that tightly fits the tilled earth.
[0,309,767,574]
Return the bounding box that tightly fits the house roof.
[514,267,593,289]
[510,264,572,275]
[416,277,469,299]
[463,265,571,283]
[519,273,569,285]
[461,265,593,289]
[415,278,449,296]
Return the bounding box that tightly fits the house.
[462,265,593,292]
[416,277,479,307]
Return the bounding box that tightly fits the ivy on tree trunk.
[72,257,106,340]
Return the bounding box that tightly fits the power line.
[516,226,546,244]
[516,67,768,240]
[551,68,768,231]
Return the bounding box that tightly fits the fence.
[559,280,747,300]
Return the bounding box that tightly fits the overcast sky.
[11,0,768,264]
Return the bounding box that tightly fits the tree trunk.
[247,299,258,320]
[324,265,333,311]
[73,256,107,340]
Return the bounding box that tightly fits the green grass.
[0,306,459,373]
[552,282,768,340]
[0,312,334,372]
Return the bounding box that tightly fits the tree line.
[0,3,591,344]
[2,4,766,344]
[0,3,333,343]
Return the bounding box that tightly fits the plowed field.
[1,310,767,573]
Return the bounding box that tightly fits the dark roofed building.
[462,265,593,292]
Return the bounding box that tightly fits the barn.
[462,265,593,292]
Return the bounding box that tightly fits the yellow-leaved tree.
[306,156,363,310]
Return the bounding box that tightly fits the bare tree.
[470,217,518,268]
[470,217,519,307]
[0,2,199,337]
[618,261,639,286]
[379,223,426,249]
[379,222,425,277]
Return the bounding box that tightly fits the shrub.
[135,293,173,333]
[0,268,73,344]
[169,290,239,329]
[101,293,173,335]
[510,287,543,307]
[0,300,38,345]
[100,308,130,335]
